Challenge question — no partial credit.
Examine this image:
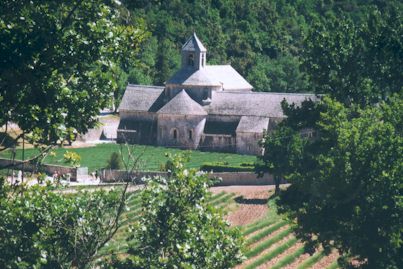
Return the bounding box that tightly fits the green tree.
[0,178,124,268]
[302,7,402,105]
[105,152,123,170]
[275,96,403,268]
[247,55,309,92]
[113,154,243,268]
[256,125,305,195]
[0,0,147,150]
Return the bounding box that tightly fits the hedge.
[199,162,255,172]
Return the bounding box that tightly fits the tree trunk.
[274,175,281,195]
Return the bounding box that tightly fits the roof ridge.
[181,32,207,52]
[127,84,164,89]
[216,91,317,96]
[157,90,207,115]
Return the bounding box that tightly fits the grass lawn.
[0,143,256,172]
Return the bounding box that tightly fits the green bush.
[111,154,244,268]
[200,162,255,172]
[105,152,122,170]
[0,177,123,268]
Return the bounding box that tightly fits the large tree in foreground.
[0,178,124,268]
[110,154,243,269]
[0,0,146,150]
[303,7,402,106]
[268,96,402,268]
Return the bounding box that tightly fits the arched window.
[188,129,193,140]
[188,53,194,67]
[173,129,178,140]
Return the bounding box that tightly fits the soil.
[258,241,305,269]
[210,185,276,226]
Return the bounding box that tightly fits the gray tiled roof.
[157,90,208,115]
[118,85,164,112]
[236,116,270,133]
[167,68,221,86]
[182,33,207,52]
[205,66,253,91]
[166,65,253,90]
[207,92,318,118]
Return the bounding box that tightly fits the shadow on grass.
[0,132,19,149]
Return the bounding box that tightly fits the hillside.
[116,0,400,97]
[97,186,340,268]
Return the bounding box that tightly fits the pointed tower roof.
[157,90,207,115]
[182,32,207,52]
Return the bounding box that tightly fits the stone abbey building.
[117,33,316,155]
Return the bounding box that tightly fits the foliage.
[256,124,306,194]
[105,152,122,170]
[244,237,299,269]
[118,0,401,94]
[0,178,124,269]
[200,161,255,172]
[302,6,402,105]
[274,96,403,268]
[63,150,81,167]
[0,0,147,148]
[112,154,244,268]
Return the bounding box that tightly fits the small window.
[188,53,194,67]
[201,54,205,67]
[173,129,178,140]
[188,130,193,140]
[159,127,163,137]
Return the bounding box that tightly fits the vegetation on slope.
[116,0,401,98]
[98,189,340,269]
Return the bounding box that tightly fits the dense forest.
[118,0,401,97]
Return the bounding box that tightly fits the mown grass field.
[96,189,340,269]
[0,143,256,172]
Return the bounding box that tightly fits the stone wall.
[199,134,236,153]
[100,169,166,183]
[157,114,206,149]
[236,132,263,155]
[100,169,281,186]
[0,158,78,181]
[117,111,158,145]
[211,172,282,186]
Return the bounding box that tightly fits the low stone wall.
[100,169,282,186]
[0,158,78,181]
[100,169,167,183]
[211,172,281,186]
[199,134,236,153]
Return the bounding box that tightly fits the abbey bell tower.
[181,32,207,70]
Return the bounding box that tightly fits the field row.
[97,191,340,269]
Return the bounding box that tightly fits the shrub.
[200,162,255,172]
[63,151,81,167]
[105,152,122,170]
[0,177,123,268]
[112,154,244,268]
